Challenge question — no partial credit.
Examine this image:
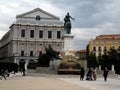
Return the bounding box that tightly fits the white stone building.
[0,8,64,65]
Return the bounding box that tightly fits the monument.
[57,13,81,74]
[63,12,75,52]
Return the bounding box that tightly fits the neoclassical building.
[0,8,64,64]
[88,34,120,57]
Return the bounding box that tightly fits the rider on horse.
[64,13,75,34]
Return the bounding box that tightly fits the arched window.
[36,15,41,20]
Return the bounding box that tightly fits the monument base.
[62,34,74,51]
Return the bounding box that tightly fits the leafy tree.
[107,48,118,65]
[38,45,59,67]
[87,52,98,68]
[99,54,111,70]
[99,48,119,70]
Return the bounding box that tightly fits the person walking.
[86,68,93,81]
[80,67,85,81]
[0,69,6,80]
[19,60,26,76]
[103,67,109,81]
[0,69,9,80]
[93,68,97,81]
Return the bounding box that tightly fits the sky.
[0,0,120,50]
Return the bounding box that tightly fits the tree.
[99,48,119,70]
[99,54,111,70]
[107,48,118,65]
[87,52,98,68]
[38,45,59,67]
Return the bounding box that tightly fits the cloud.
[0,23,10,40]
[0,0,120,50]
[72,28,102,40]
[72,28,103,50]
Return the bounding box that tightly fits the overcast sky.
[0,0,120,50]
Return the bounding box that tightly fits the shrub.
[0,62,18,73]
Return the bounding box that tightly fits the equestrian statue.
[64,13,75,34]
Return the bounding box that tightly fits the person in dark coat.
[86,68,93,81]
[103,67,109,81]
[0,69,6,80]
[0,69,9,80]
[80,67,85,80]
[19,60,26,76]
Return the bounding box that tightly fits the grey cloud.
[49,0,119,29]
[74,38,89,50]
[0,0,120,50]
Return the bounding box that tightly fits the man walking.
[103,67,109,81]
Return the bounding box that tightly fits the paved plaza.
[0,72,120,90]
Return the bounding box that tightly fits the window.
[21,51,24,56]
[39,51,42,56]
[118,46,120,52]
[39,30,43,38]
[93,47,96,52]
[21,29,25,37]
[30,51,33,56]
[98,47,101,52]
[22,43,24,45]
[104,46,107,51]
[36,15,41,20]
[57,31,61,39]
[48,31,52,38]
[112,46,115,49]
[30,30,34,38]
[99,53,101,57]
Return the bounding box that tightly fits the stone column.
[62,34,74,52]
[112,65,114,71]
[99,65,101,71]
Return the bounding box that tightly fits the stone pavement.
[0,72,120,90]
[0,73,89,90]
[59,75,120,90]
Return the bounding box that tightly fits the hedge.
[0,62,18,73]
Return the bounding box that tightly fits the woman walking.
[80,67,85,81]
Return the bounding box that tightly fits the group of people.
[0,69,10,80]
[0,60,26,80]
[80,67,109,81]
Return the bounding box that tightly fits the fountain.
[57,51,81,74]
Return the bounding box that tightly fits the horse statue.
[64,13,74,34]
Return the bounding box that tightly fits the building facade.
[0,8,64,65]
[88,34,120,57]
[76,50,86,60]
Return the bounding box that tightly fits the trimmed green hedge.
[0,62,18,73]
[27,63,37,69]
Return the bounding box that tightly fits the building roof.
[16,8,59,19]
[79,49,86,53]
[93,34,120,41]
[76,50,86,53]
[15,8,63,25]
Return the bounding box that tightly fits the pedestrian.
[19,60,26,76]
[86,68,93,81]
[93,68,97,81]
[103,67,109,81]
[0,69,9,80]
[80,67,85,81]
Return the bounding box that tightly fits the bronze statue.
[64,13,75,34]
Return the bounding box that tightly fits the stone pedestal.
[62,34,74,51]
